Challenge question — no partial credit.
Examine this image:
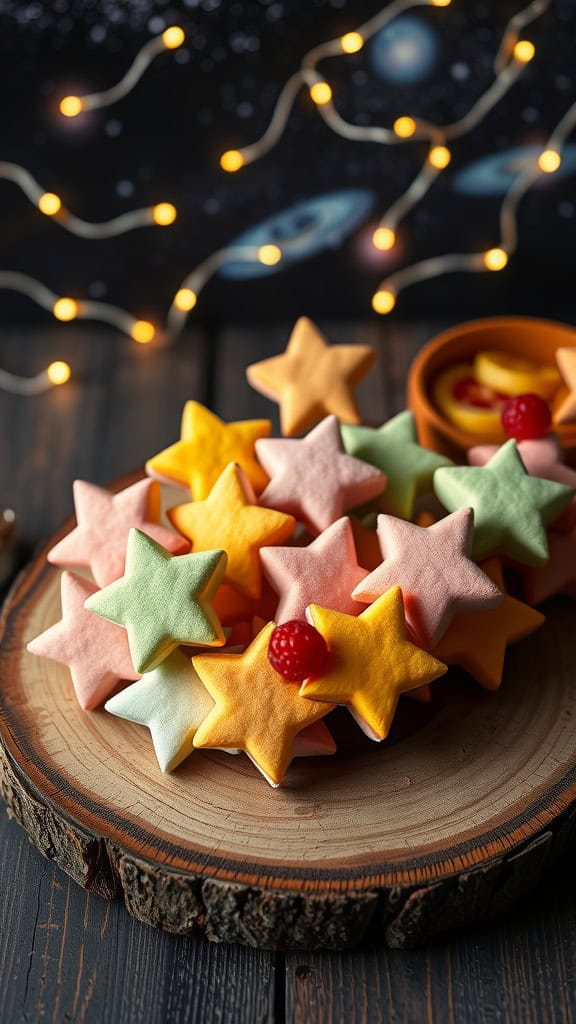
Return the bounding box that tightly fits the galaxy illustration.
[0,0,575,325]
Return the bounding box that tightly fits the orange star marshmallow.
[433,558,545,690]
[192,623,335,786]
[246,317,376,436]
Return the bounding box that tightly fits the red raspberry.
[268,620,328,682]
[501,393,551,441]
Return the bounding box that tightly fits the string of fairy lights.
[0,0,573,395]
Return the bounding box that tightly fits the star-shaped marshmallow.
[146,401,271,499]
[47,478,189,588]
[246,317,375,436]
[468,435,576,532]
[256,416,385,535]
[168,463,295,599]
[192,623,335,786]
[553,347,576,424]
[85,529,226,673]
[341,411,452,520]
[434,439,574,565]
[27,571,140,710]
[105,649,216,772]
[260,517,368,622]
[433,558,545,690]
[522,521,576,604]
[301,588,446,741]
[352,509,502,647]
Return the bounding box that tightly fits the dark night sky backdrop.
[0,0,575,328]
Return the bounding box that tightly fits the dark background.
[0,0,575,335]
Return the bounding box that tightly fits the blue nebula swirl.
[453,144,576,196]
[220,189,376,279]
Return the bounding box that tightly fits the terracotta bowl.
[407,316,576,464]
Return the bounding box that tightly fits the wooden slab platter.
[1,496,576,951]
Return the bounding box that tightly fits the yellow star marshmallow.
[168,463,295,599]
[192,623,335,786]
[146,401,271,499]
[301,587,447,741]
[246,317,376,436]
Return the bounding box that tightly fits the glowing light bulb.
[38,192,62,216]
[60,95,83,118]
[513,39,535,63]
[53,297,78,322]
[372,227,396,251]
[483,247,509,271]
[340,32,364,54]
[174,288,197,312]
[538,149,561,173]
[430,0,451,6]
[258,244,282,266]
[131,320,155,344]
[47,361,71,386]
[372,290,396,314]
[428,145,451,169]
[220,149,244,173]
[162,26,185,49]
[393,116,416,139]
[310,81,333,105]
[152,202,177,226]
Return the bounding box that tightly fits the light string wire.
[0,161,178,238]
[0,0,568,392]
[58,26,186,117]
[372,98,576,313]
[221,0,550,252]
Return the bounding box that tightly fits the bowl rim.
[408,314,576,446]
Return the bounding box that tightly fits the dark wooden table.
[0,322,575,1024]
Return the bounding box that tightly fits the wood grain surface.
[0,324,575,1022]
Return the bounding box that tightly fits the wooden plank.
[0,327,277,1024]
[284,862,576,1024]
[0,814,276,1024]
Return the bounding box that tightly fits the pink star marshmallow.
[27,571,140,710]
[352,508,502,647]
[260,516,368,622]
[255,415,385,535]
[48,478,189,587]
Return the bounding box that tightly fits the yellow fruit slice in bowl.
[474,350,561,400]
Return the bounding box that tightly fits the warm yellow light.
[372,289,396,314]
[340,31,364,54]
[428,145,451,169]
[258,244,282,266]
[131,320,155,344]
[152,202,177,226]
[220,149,244,173]
[513,39,535,63]
[47,360,71,386]
[372,226,396,251]
[60,95,83,118]
[310,81,333,105]
[483,247,509,271]
[430,0,451,6]
[162,26,185,49]
[38,192,62,216]
[174,288,197,312]
[393,116,416,138]
[538,148,561,173]
[53,297,78,322]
